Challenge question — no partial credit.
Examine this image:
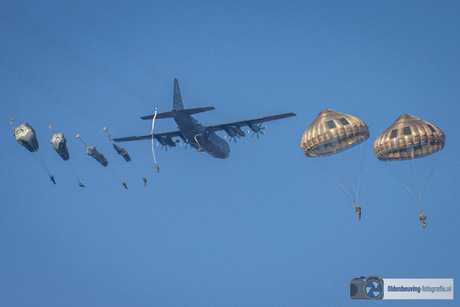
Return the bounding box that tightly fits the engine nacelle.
[164,136,177,147]
[224,127,236,137]
[248,123,260,132]
[231,126,246,137]
[157,137,167,146]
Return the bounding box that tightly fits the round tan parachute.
[301,109,369,157]
[373,114,445,161]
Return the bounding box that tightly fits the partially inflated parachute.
[301,110,369,219]
[76,134,127,189]
[373,114,445,227]
[50,131,69,160]
[103,127,147,186]
[11,118,55,184]
[49,125,84,187]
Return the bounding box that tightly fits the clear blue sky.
[1,1,459,306]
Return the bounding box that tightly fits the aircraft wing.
[113,130,183,142]
[206,112,296,132]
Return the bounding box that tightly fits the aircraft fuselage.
[172,109,230,159]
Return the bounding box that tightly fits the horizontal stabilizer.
[141,111,173,120]
[141,107,215,120]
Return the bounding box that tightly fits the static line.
[151,106,159,171]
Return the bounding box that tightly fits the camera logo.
[350,276,384,299]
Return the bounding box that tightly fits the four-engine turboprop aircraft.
[113,79,296,159]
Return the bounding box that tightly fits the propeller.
[179,140,193,149]
[225,134,241,143]
[249,124,266,138]
[157,142,171,151]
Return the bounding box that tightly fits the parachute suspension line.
[67,159,85,187]
[321,156,352,202]
[387,162,420,204]
[317,157,354,203]
[419,151,441,206]
[32,151,54,183]
[76,134,88,148]
[129,161,147,186]
[353,144,367,205]
[316,142,367,206]
[151,106,160,172]
[386,152,441,212]
[107,166,128,189]
[32,135,55,184]
[342,140,364,204]
[103,127,114,145]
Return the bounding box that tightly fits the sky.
[1,1,459,306]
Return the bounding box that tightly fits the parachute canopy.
[301,109,369,157]
[87,146,108,167]
[373,114,445,161]
[13,123,39,152]
[50,132,70,161]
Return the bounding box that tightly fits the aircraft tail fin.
[173,78,184,110]
[141,107,215,120]
[140,79,215,120]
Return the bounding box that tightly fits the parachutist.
[143,177,147,186]
[355,204,361,220]
[78,182,85,188]
[374,114,445,227]
[419,212,427,229]
[122,181,128,189]
[302,110,368,220]
[50,176,56,184]
[155,165,160,172]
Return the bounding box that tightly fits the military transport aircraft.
[113,79,296,159]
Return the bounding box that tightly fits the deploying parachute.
[49,125,84,187]
[76,134,127,189]
[374,114,446,228]
[11,118,55,184]
[103,127,147,186]
[301,109,369,219]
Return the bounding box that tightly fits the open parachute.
[301,109,369,219]
[11,118,55,184]
[374,114,445,228]
[49,125,84,187]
